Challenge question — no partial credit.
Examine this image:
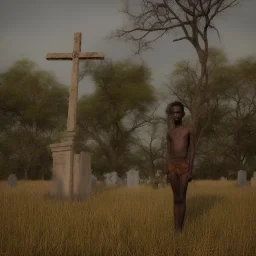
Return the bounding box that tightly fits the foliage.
[76,60,157,176]
[0,59,68,179]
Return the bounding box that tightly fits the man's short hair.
[165,101,185,115]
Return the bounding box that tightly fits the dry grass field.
[0,180,256,256]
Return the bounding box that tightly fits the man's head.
[166,101,185,123]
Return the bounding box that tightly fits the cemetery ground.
[0,180,256,256]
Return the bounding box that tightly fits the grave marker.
[46,32,104,199]
[237,170,247,186]
[8,174,17,187]
[126,170,139,187]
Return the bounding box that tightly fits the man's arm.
[188,126,195,174]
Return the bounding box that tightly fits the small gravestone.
[104,173,111,186]
[220,177,227,181]
[126,169,139,188]
[237,170,247,186]
[104,172,118,186]
[253,172,256,178]
[8,174,17,187]
[110,172,118,185]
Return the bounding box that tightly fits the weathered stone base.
[50,139,73,198]
[49,136,92,200]
[73,152,92,200]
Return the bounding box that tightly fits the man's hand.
[188,172,193,182]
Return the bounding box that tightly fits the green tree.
[76,60,157,176]
[0,59,68,179]
[215,57,256,172]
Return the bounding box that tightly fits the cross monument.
[46,32,104,200]
[46,32,104,136]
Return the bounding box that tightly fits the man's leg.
[168,172,180,231]
[177,172,189,231]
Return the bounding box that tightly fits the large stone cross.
[46,32,104,136]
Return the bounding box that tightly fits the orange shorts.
[168,159,189,175]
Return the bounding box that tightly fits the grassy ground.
[0,180,256,256]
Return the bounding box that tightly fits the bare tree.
[134,122,166,178]
[110,0,238,139]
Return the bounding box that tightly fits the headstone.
[220,176,227,181]
[237,170,247,186]
[104,173,111,185]
[126,169,139,188]
[110,172,118,185]
[8,174,17,187]
[104,172,119,186]
[253,172,256,178]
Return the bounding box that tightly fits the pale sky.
[1,0,255,104]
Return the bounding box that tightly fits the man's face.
[170,106,184,122]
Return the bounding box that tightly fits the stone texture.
[104,172,118,186]
[237,170,247,186]
[126,170,139,188]
[50,140,73,198]
[8,174,17,187]
[73,152,92,200]
[104,173,111,186]
[50,138,92,200]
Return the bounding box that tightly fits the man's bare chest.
[169,127,190,142]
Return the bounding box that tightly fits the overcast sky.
[1,0,255,102]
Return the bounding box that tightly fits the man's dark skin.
[166,102,195,233]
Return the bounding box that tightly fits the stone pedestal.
[50,136,92,200]
[50,138,74,198]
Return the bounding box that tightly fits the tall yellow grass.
[0,180,256,256]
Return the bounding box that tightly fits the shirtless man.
[165,101,195,233]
